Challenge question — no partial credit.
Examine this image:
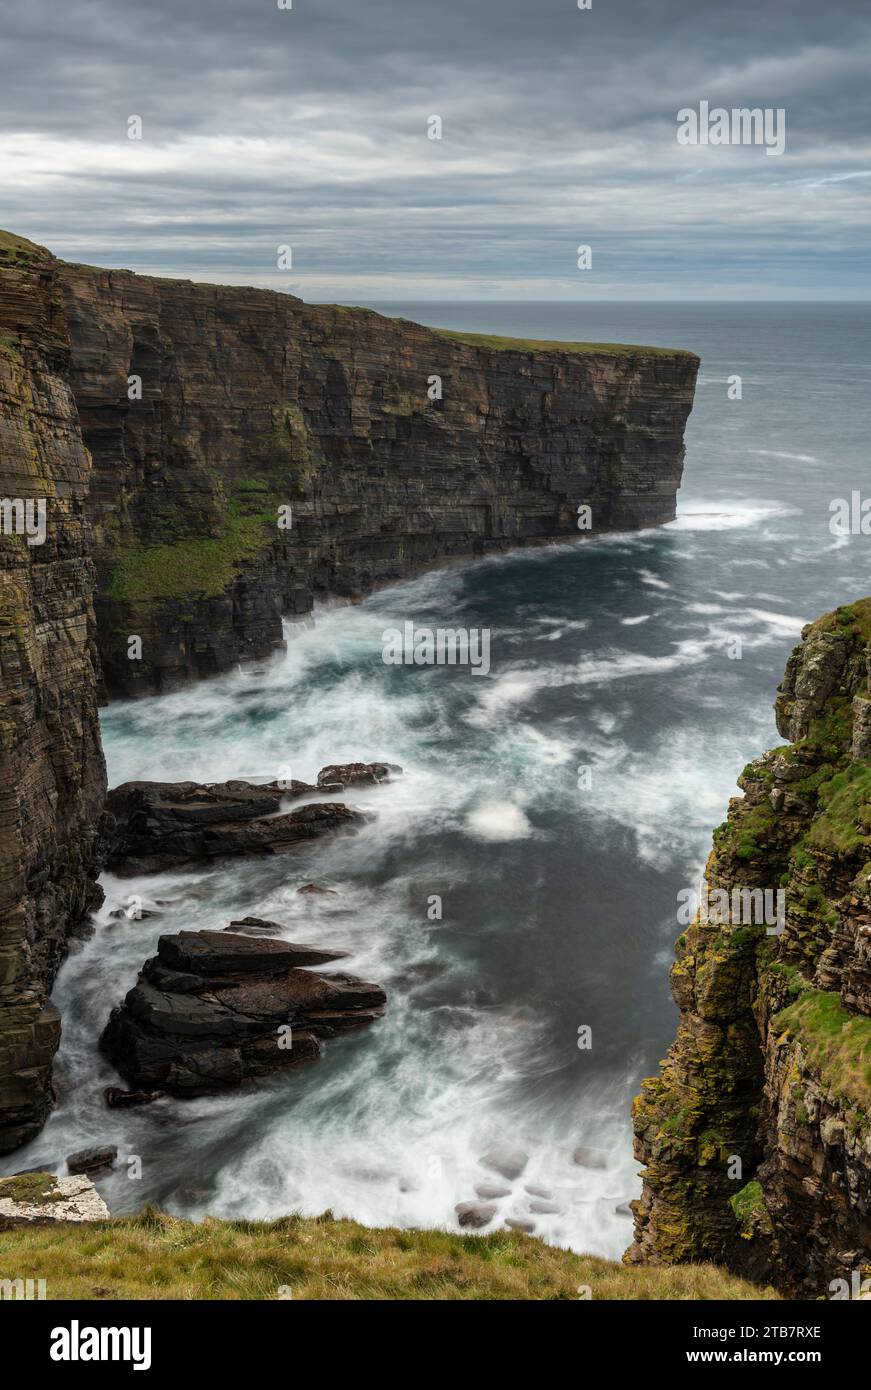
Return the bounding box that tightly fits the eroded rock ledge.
[628,600,871,1297]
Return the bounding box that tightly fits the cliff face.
[629,602,871,1296]
[0,228,697,1154]
[58,263,698,696]
[0,233,106,1153]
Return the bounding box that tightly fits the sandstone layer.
[629,600,871,1297]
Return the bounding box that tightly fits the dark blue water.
[6,304,869,1260]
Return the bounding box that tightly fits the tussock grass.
[0,1210,776,1301]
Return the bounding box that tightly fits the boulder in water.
[480,1146,529,1181]
[455,1200,497,1229]
[66,1145,117,1176]
[100,930,386,1097]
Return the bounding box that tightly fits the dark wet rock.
[475,1182,511,1200]
[106,780,367,874]
[108,907,160,921]
[226,917,284,935]
[317,762,402,788]
[480,1147,529,1182]
[66,1145,118,1175]
[159,930,347,974]
[505,1217,536,1234]
[524,1183,552,1198]
[573,1147,609,1170]
[528,1198,561,1215]
[104,1087,165,1109]
[297,883,339,896]
[455,1200,497,1229]
[100,930,386,1097]
[615,1202,634,1217]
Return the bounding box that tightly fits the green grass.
[106,502,275,604]
[0,229,45,265]
[775,988,871,1112]
[809,598,871,648]
[434,328,696,359]
[0,1210,775,1301]
[0,1172,65,1205]
[808,764,871,856]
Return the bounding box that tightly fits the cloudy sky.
[2,0,869,299]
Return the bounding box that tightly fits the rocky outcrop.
[100,929,386,1096]
[629,600,871,1297]
[105,762,395,873]
[0,232,106,1154]
[0,1171,109,1223]
[56,257,698,696]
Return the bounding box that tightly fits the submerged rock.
[455,1200,497,1229]
[100,930,386,1097]
[104,1087,165,1109]
[572,1146,609,1170]
[66,1145,117,1176]
[480,1147,529,1182]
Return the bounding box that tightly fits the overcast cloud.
[1,0,869,299]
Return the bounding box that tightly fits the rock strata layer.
[100,929,386,1095]
[0,232,106,1154]
[629,601,871,1297]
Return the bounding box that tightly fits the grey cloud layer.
[2,0,869,297]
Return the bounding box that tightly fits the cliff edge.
[629,601,871,1296]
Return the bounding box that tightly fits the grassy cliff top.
[434,328,698,361]
[0,1209,775,1300]
[0,229,50,266]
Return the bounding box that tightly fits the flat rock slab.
[106,783,367,875]
[160,930,346,974]
[0,1173,110,1223]
[106,764,401,875]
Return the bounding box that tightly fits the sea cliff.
[629,601,871,1296]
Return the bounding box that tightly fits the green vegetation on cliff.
[774,989,871,1112]
[106,502,276,604]
[0,1209,775,1301]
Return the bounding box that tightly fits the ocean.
[6,302,869,1261]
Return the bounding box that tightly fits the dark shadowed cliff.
[0,232,106,1153]
[58,261,699,696]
